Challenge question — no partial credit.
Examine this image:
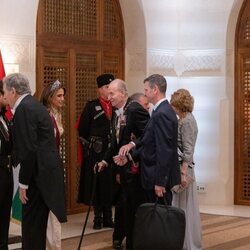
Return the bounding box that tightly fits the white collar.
[115,102,126,116]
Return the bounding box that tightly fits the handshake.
[113,142,135,166]
[113,153,139,174]
[95,142,136,173]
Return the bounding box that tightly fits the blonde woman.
[170,89,202,250]
[40,80,66,250]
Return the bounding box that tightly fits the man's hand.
[119,143,135,156]
[94,161,107,173]
[155,185,166,197]
[113,155,128,166]
[19,187,29,204]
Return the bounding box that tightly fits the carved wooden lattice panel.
[75,53,98,118]
[42,49,70,202]
[43,0,97,37]
[239,55,250,200]
[73,52,98,206]
[37,0,124,214]
[243,18,250,41]
[239,0,250,46]
[103,51,121,77]
[235,0,250,205]
[104,0,119,40]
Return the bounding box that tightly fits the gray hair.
[130,92,145,101]
[3,73,31,95]
[144,74,167,94]
[112,79,128,95]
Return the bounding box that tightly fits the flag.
[0,49,22,223]
[0,50,5,79]
[12,165,22,223]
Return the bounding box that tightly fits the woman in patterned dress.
[170,89,202,250]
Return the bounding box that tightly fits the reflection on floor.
[9,211,111,250]
[199,204,250,218]
[9,205,250,249]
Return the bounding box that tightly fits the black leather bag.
[133,198,186,250]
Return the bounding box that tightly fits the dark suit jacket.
[118,99,149,147]
[113,99,150,177]
[134,99,181,190]
[12,95,67,222]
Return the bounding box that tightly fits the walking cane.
[77,163,98,250]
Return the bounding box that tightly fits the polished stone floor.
[9,205,250,249]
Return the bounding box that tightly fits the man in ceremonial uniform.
[0,80,13,250]
[78,73,115,230]
[108,79,150,249]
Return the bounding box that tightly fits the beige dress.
[46,111,64,250]
[172,113,202,250]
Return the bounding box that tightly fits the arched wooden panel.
[36,0,124,214]
[235,0,250,205]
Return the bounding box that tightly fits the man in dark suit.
[116,74,180,205]
[130,92,150,113]
[108,79,150,249]
[0,80,13,250]
[3,73,67,250]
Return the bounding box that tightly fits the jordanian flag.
[12,165,22,223]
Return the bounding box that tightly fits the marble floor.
[9,204,250,249]
[199,204,250,218]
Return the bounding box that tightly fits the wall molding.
[148,48,225,76]
[126,48,146,73]
[0,34,34,73]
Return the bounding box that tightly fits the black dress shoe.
[103,220,114,228]
[93,221,102,230]
[112,240,122,249]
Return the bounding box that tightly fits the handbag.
[133,198,186,250]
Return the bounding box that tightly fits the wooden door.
[235,0,250,205]
[36,0,124,214]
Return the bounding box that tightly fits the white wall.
[120,0,243,205]
[0,0,39,93]
[119,0,147,94]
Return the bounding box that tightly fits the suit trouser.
[125,175,145,249]
[22,182,49,250]
[113,187,126,243]
[0,167,13,250]
[113,174,145,249]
